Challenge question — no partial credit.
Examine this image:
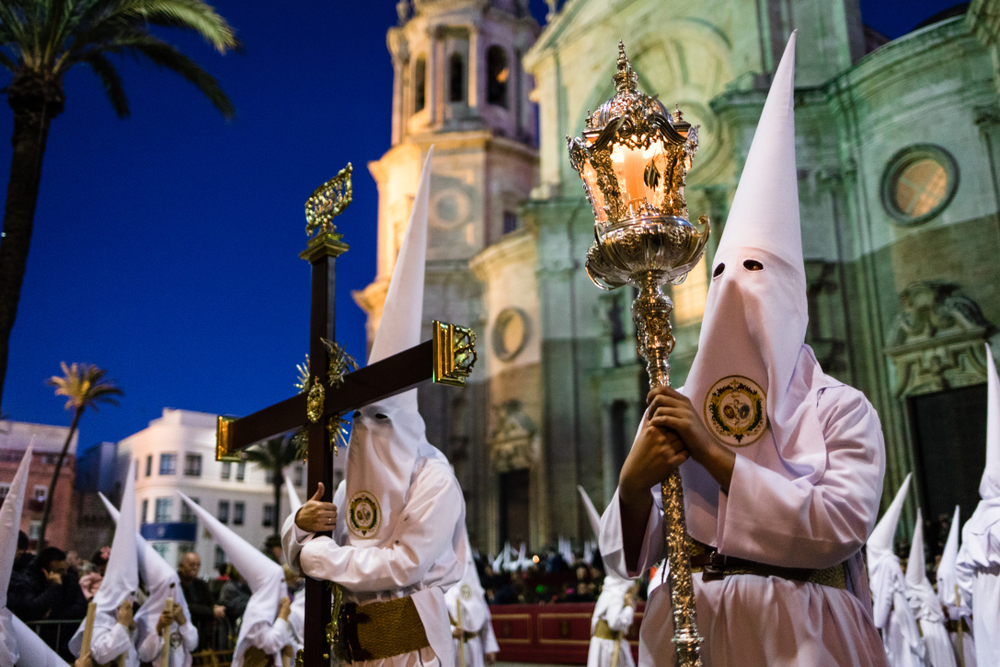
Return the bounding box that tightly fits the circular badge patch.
[703,376,768,447]
[461,584,473,600]
[347,491,381,538]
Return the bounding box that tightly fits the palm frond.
[46,361,123,412]
[0,50,17,73]
[80,51,129,116]
[115,0,238,53]
[106,35,234,118]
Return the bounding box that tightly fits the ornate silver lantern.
[567,43,709,666]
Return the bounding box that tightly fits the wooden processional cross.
[213,164,478,666]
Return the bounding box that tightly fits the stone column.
[428,27,439,125]
[468,25,479,111]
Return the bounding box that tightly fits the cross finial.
[305,163,353,238]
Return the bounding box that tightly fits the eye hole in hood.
[743,259,764,271]
[713,263,725,278]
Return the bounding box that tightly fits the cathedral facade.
[360,0,1000,553]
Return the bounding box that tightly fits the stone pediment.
[885,281,996,397]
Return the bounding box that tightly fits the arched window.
[414,56,426,112]
[487,46,508,108]
[449,53,464,103]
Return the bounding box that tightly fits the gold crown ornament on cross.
[567,42,710,667]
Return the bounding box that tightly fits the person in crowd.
[69,459,140,667]
[263,536,283,565]
[180,494,293,667]
[209,563,229,601]
[283,148,467,667]
[600,34,887,666]
[8,544,88,659]
[218,566,251,629]
[177,552,222,651]
[13,531,33,573]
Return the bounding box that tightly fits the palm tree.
[40,361,122,547]
[243,432,301,537]
[0,0,238,410]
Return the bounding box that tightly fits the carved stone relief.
[488,399,540,472]
[885,281,996,397]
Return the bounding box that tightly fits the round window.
[492,308,530,362]
[881,145,958,226]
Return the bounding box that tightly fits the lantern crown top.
[613,41,638,93]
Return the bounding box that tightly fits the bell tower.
[355,0,540,340]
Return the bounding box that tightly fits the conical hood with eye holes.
[70,457,140,659]
[679,34,851,548]
[97,493,193,648]
[344,147,446,548]
[177,492,286,667]
[868,473,911,557]
[0,442,33,667]
[444,531,489,633]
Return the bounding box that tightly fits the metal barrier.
[23,619,84,660]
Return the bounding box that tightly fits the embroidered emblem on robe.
[348,491,381,537]
[704,375,767,446]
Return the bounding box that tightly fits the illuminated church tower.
[356,0,541,550]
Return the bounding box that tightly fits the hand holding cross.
[295,482,338,532]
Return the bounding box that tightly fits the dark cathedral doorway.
[909,383,988,538]
[499,469,530,546]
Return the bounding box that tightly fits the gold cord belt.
[336,595,430,662]
[688,538,847,590]
[594,619,623,641]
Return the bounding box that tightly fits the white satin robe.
[868,555,925,667]
[283,458,466,667]
[136,620,198,667]
[600,384,887,667]
[957,499,1000,667]
[905,577,955,667]
[587,579,636,667]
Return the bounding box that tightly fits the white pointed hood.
[869,473,911,557]
[284,472,302,514]
[0,442,33,667]
[981,342,1000,499]
[178,492,286,667]
[445,531,489,633]
[578,485,632,584]
[71,457,139,658]
[905,508,927,589]
[677,34,842,545]
[958,344,1000,568]
[13,616,70,667]
[345,147,447,547]
[97,493,192,646]
[937,505,961,609]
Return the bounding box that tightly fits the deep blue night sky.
[0,0,962,452]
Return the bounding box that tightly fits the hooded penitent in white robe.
[937,506,975,667]
[868,475,925,667]
[445,533,496,667]
[957,343,1000,667]
[282,474,306,651]
[579,486,635,667]
[70,458,140,667]
[905,508,955,667]
[178,494,291,667]
[97,494,198,667]
[1,443,70,667]
[599,34,887,667]
[282,146,467,667]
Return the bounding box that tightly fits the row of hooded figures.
[5,32,1000,667]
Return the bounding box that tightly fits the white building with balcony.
[117,408,325,570]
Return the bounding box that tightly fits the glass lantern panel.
[582,161,609,224]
